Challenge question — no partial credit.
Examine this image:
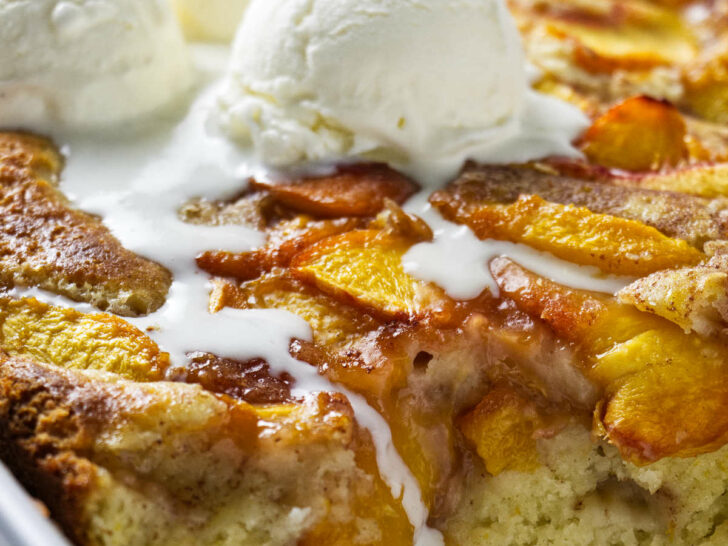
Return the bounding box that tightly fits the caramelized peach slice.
[490,257,662,359]
[209,274,381,349]
[491,255,728,464]
[0,297,169,381]
[197,217,360,281]
[490,257,607,341]
[435,192,704,276]
[581,96,689,171]
[448,164,728,246]
[515,0,697,73]
[684,48,728,125]
[291,230,454,322]
[291,337,408,402]
[249,164,418,218]
[635,163,728,198]
[590,325,704,384]
[459,385,543,475]
[599,349,728,464]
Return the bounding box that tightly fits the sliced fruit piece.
[249,164,418,218]
[491,258,728,465]
[589,318,726,383]
[581,96,688,172]
[0,297,169,381]
[617,267,728,337]
[291,230,454,322]
[291,337,408,402]
[490,257,662,358]
[517,0,697,73]
[449,164,727,247]
[209,274,381,348]
[635,163,728,198]
[434,192,704,276]
[490,257,607,342]
[458,385,543,475]
[683,47,728,125]
[197,217,361,281]
[599,347,728,464]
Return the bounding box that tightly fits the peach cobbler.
[2,0,728,545]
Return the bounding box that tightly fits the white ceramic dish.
[0,463,70,546]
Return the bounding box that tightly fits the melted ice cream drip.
[403,195,634,300]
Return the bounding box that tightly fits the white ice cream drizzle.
[402,197,634,302]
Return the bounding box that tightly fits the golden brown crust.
[0,351,415,545]
[0,132,171,316]
[0,352,98,544]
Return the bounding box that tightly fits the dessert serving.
[1,0,728,545]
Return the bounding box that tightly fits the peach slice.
[458,385,543,475]
[250,164,418,218]
[0,297,169,381]
[683,46,728,125]
[434,192,704,277]
[196,217,360,281]
[515,0,697,73]
[581,96,689,172]
[209,274,381,349]
[490,257,663,359]
[599,345,728,464]
[634,163,728,198]
[449,163,727,247]
[490,260,728,464]
[291,230,454,322]
[490,257,608,342]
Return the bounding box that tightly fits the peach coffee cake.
[3,0,728,545]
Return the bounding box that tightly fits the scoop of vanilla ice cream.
[217,0,527,170]
[0,0,193,131]
[172,0,249,42]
